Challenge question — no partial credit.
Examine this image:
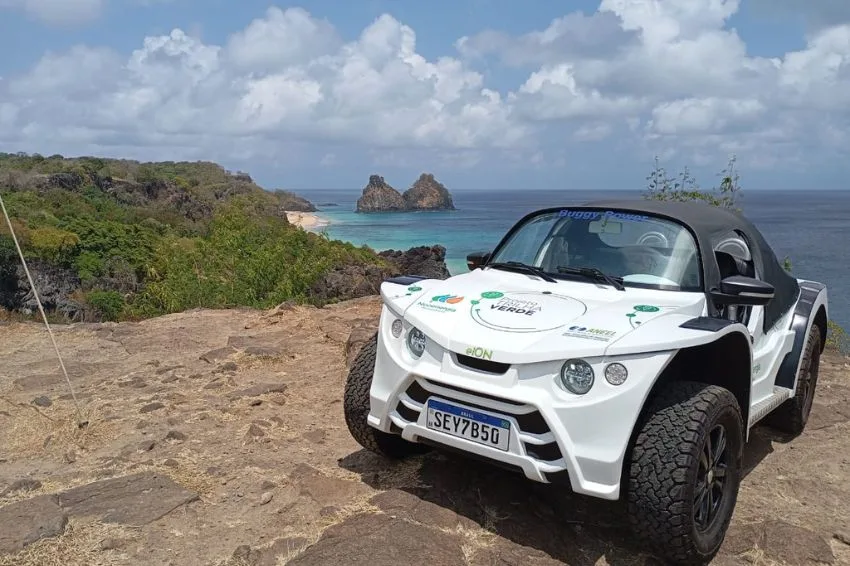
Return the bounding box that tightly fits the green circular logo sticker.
[634,305,659,312]
[481,291,504,299]
[408,286,422,292]
[470,299,480,305]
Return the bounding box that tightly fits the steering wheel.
[621,245,668,276]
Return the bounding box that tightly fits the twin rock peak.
[355,173,455,213]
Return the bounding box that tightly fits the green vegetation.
[643,155,847,353]
[0,152,383,321]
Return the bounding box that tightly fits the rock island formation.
[355,173,455,212]
[354,175,407,212]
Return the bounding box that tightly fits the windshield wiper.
[556,266,625,291]
[487,261,557,283]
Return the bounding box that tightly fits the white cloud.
[458,0,850,166]
[1,1,850,173]
[0,9,529,160]
[0,0,104,25]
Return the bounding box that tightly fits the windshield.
[489,208,702,291]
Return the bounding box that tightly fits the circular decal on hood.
[470,291,587,333]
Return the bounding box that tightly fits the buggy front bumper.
[366,310,676,500]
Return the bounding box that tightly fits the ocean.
[296,189,850,330]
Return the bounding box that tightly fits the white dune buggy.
[343,199,828,565]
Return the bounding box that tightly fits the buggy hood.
[381,268,709,363]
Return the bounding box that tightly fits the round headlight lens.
[406,327,426,358]
[391,319,403,338]
[559,359,594,395]
[604,363,628,386]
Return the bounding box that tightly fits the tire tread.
[626,381,743,565]
[343,332,427,458]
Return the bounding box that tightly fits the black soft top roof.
[570,199,800,332]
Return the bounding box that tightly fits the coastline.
[286,211,329,231]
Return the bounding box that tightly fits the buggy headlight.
[559,359,594,395]
[391,319,403,338]
[406,327,426,358]
[604,362,628,386]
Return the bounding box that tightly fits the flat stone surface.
[469,539,566,566]
[290,464,367,508]
[723,519,835,564]
[230,382,288,399]
[0,494,67,553]
[232,537,311,566]
[57,472,198,526]
[199,346,235,363]
[370,489,474,530]
[286,512,466,566]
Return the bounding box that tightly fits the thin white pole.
[0,192,86,427]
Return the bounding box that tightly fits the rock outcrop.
[0,296,847,565]
[0,259,82,320]
[307,245,450,305]
[275,190,316,212]
[355,176,406,212]
[402,174,455,211]
[355,173,454,212]
[377,245,451,280]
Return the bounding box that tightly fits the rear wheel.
[765,324,822,436]
[343,332,429,458]
[625,381,744,565]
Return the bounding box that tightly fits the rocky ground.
[0,297,848,566]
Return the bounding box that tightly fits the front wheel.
[343,332,429,459]
[625,381,744,565]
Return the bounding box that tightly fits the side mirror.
[466,251,491,271]
[710,275,775,306]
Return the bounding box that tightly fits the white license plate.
[425,398,511,451]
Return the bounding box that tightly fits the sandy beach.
[286,210,329,230]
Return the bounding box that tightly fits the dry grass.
[739,545,782,565]
[133,458,218,500]
[0,398,119,460]
[453,523,498,563]
[0,518,137,566]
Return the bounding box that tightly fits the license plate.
[425,398,511,451]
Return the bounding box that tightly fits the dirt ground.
[0,296,848,566]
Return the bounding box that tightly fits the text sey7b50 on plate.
[425,398,511,451]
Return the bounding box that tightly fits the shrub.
[86,289,126,321]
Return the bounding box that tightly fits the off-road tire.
[765,324,822,436]
[343,332,429,459]
[625,381,744,565]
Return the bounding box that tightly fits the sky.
[1,0,849,192]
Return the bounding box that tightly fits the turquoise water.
[297,189,850,330]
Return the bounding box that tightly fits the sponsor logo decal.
[433,294,464,304]
[563,325,617,342]
[489,296,541,316]
[633,304,660,313]
[480,291,504,299]
[418,294,464,313]
[559,209,649,222]
[464,346,493,360]
[408,286,422,292]
[626,304,662,328]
